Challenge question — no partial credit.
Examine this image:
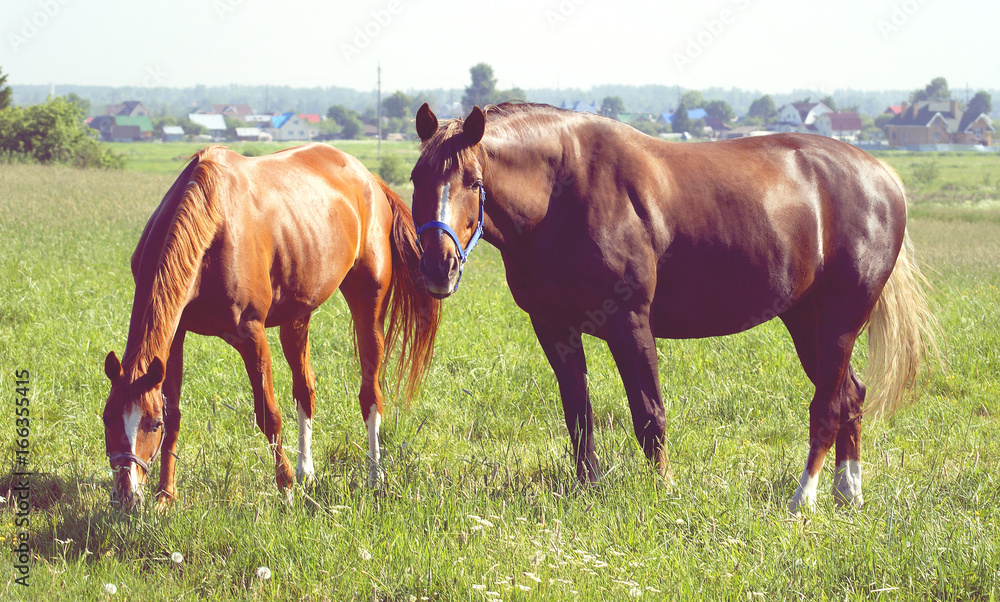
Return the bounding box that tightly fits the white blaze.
[123,405,142,491]
[438,182,451,223]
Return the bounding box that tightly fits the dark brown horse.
[411,102,937,512]
[103,143,440,509]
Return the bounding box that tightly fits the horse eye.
[472,180,483,191]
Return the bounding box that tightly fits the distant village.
[89,96,995,151]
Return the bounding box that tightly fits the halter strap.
[108,451,150,473]
[414,185,486,291]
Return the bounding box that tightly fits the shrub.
[379,154,408,185]
[0,97,124,169]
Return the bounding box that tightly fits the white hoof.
[832,460,864,507]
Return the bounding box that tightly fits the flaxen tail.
[863,162,942,418]
[377,178,442,402]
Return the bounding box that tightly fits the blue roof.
[271,112,296,129]
[661,108,708,124]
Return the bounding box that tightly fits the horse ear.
[104,351,122,383]
[140,357,166,390]
[415,103,438,142]
[463,106,486,145]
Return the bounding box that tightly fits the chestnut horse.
[411,102,937,512]
[103,143,440,508]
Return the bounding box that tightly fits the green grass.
[1,150,999,600]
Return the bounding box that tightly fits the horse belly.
[651,258,807,340]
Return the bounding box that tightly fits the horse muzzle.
[419,253,462,298]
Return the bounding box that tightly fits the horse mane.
[122,147,226,391]
[416,102,572,173]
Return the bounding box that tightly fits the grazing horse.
[410,102,937,512]
[102,143,440,509]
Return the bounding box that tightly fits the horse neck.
[480,124,576,248]
[121,156,223,375]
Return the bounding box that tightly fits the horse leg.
[341,273,389,488]
[279,314,317,485]
[155,329,185,509]
[531,315,600,483]
[233,319,295,500]
[782,306,862,511]
[604,310,670,482]
[832,365,865,507]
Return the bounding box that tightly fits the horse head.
[411,103,487,298]
[102,351,166,509]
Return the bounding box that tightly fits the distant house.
[105,100,150,117]
[161,126,185,142]
[108,125,142,142]
[814,112,863,141]
[886,100,994,147]
[187,113,227,139]
[773,102,832,133]
[211,104,255,119]
[89,115,153,141]
[269,112,318,141]
[235,127,269,141]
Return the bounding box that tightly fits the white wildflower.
[103,583,118,595]
[170,551,183,564]
[360,549,372,561]
[523,572,542,583]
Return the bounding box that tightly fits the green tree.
[672,102,690,134]
[379,154,408,185]
[62,92,90,116]
[0,67,11,111]
[223,115,244,140]
[463,63,497,110]
[747,95,776,122]
[967,91,992,117]
[0,97,123,168]
[340,114,364,139]
[703,100,734,125]
[382,91,411,120]
[326,104,357,126]
[819,95,837,111]
[911,77,949,102]
[600,96,625,118]
[680,90,703,109]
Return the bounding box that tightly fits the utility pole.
[377,63,382,158]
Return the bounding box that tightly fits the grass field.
[1,143,999,600]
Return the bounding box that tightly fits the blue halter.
[414,184,485,292]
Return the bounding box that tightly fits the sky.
[2,0,999,95]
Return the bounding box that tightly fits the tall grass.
[1,152,999,600]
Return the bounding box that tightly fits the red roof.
[298,114,321,124]
[884,105,903,115]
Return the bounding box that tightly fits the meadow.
[1,141,999,600]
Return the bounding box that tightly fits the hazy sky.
[2,0,998,95]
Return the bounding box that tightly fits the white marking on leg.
[296,404,315,483]
[833,459,864,507]
[788,469,819,513]
[123,405,142,492]
[366,405,383,486]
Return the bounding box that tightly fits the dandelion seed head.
[103,583,117,595]
[170,551,183,564]
[360,549,372,561]
[256,566,272,580]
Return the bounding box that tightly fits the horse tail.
[377,177,441,402]
[862,161,942,418]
